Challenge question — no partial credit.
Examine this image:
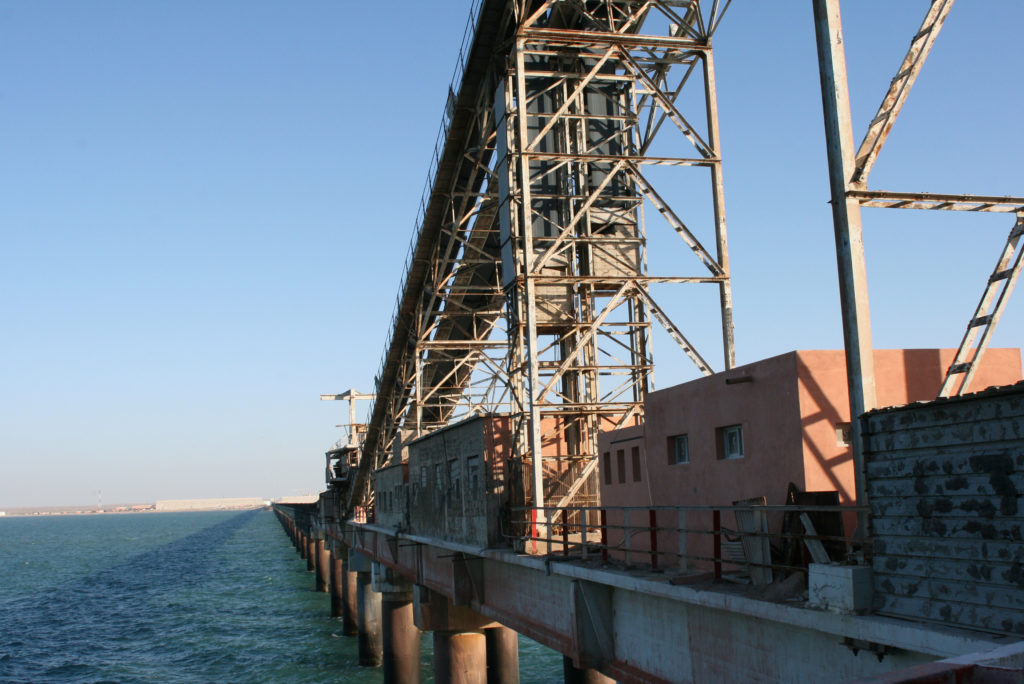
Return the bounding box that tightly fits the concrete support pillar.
[298,532,307,559]
[306,537,316,571]
[341,554,359,635]
[329,546,345,618]
[376,564,420,684]
[563,657,614,684]
[357,571,382,666]
[414,585,497,684]
[435,631,487,684]
[351,551,382,667]
[485,626,519,684]
[316,540,330,593]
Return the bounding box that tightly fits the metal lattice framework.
[498,0,734,510]
[345,0,736,517]
[814,0,1023,533]
[816,0,1024,410]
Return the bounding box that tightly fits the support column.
[306,537,316,571]
[435,631,486,684]
[563,657,614,684]
[376,563,420,684]
[316,540,330,593]
[813,0,878,537]
[414,585,497,684]
[485,626,519,684]
[352,551,382,666]
[298,531,307,559]
[329,543,345,618]
[342,552,359,635]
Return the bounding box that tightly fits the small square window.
[717,424,744,460]
[836,423,852,447]
[668,434,689,465]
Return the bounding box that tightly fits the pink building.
[597,349,1022,568]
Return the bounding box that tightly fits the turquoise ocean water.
[0,509,562,683]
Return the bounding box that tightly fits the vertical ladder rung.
[969,315,994,328]
[948,363,971,374]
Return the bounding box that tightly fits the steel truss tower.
[497,0,735,511]
[347,0,736,518]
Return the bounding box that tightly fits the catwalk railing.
[511,504,870,582]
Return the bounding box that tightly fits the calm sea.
[0,509,562,683]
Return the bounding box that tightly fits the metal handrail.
[511,504,869,579]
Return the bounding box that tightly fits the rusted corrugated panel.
[864,383,1024,637]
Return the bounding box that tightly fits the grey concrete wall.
[373,462,409,529]
[863,382,1024,636]
[378,414,510,547]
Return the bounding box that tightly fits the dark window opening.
[716,424,744,460]
[668,434,689,465]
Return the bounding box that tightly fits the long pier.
[277,0,1024,681]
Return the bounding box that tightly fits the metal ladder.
[939,213,1024,397]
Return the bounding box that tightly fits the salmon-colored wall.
[796,348,1023,503]
[596,348,1022,568]
[601,348,1022,510]
[636,352,805,508]
[597,424,646,507]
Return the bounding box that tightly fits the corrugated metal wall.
[863,382,1024,636]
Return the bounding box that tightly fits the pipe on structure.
[316,540,330,593]
[485,626,519,684]
[377,564,420,684]
[434,631,487,684]
[563,656,615,684]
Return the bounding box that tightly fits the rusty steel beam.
[813,0,877,533]
[850,0,955,186]
[849,190,1024,213]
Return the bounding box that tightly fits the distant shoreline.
[1,497,275,517]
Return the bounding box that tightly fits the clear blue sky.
[1,2,1021,508]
